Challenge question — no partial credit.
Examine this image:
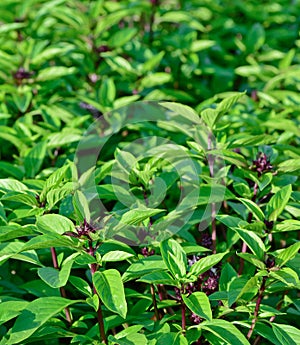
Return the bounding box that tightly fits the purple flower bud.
[265,257,275,269]
[75,219,98,238]
[190,312,202,325]
[141,247,155,257]
[252,152,273,176]
[96,45,110,53]
[264,219,274,230]
[200,233,213,249]
[13,67,34,81]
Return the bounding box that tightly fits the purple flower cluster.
[190,312,203,325]
[252,152,273,176]
[64,219,97,239]
[187,251,221,296]
[13,67,34,83]
[200,233,213,249]
[76,219,97,237]
[141,247,155,257]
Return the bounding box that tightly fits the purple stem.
[247,276,267,340]
[50,247,72,325]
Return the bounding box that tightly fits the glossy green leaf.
[93,269,127,318]
[69,275,92,297]
[183,291,212,321]
[238,198,265,221]
[36,214,75,235]
[160,239,187,280]
[72,190,90,222]
[122,256,167,282]
[24,141,47,177]
[275,242,300,267]
[272,323,300,345]
[7,297,79,344]
[101,250,134,262]
[234,228,265,260]
[188,252,227,278]
[0,300,29,324]
[120,207,164,225]
[200,319,250,345]
[37,254,77,288]
[266,185,292,221]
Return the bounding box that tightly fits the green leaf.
[99,78,116,107]
[216,92,246,114]
[93,269,127,318]
[258,172,273,191]
[1,192,38,207]
[37,66,76,81]
[254,322,282,345]
[0,224,36,242]
[137,271,177,285]
[275,242,300,267]
[160,239,187,280]
[46,183,74,210]
[183,292,212,321]
[266,185,292,221]
[236,252,266,270]
[47,132,82,148]
[0,300,29,324]
[40,164,70,202]
[0,162,24,180]
[24,141,47,178]
[120,207,164,225]
[72,190,90,222]
[7,297,79,344]
[200,319,250,345]
[245,23,265,53]
[270,268,299,288]
[278,159,300,173]
[200,108,219,129]
[107,27,138,48]
[141,72,172,88]
[188,252,227,278]
[233,228,265,260]
[86,294,99,312]
[274,220,300,232]
[0,178,28,192]
[238,198,265,221]
[0,22,26,33]
[36,214,75,235]
[21,234,76,251]
[12,91,32,113]
[101,250,134,262]
[69,275,92,297]
[122,256,167,282]
[272,323,300,345]
[37,253,77,288]
[219,263,237,292]
[191,40,215,52]
[156,332,188,345]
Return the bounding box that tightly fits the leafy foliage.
[0,0,299,344]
